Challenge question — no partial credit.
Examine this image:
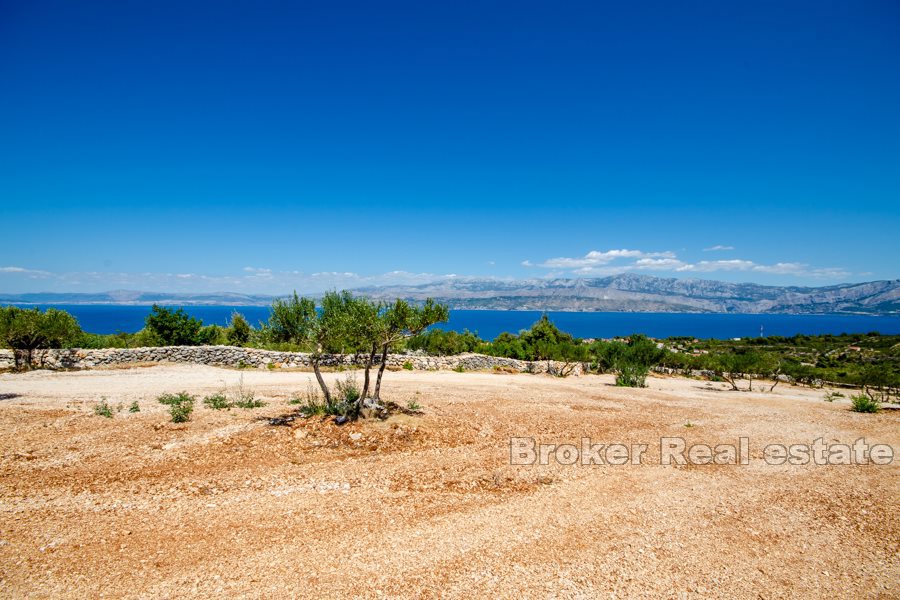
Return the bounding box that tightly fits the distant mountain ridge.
[360,274,900,314]
[1,275,898,314]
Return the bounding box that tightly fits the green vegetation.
[406,328,482,355]
[594,334,666,388]
[0,306,82,368]
[226,312,251,346]
[94,397,114,418]
[335,372,361,405]
[143,304,226,346]
[850,394,881,413]
[157,391,195,422]
[128,400,141,413]
[296,379,348,417]
[823,391,844,402]
[203,392,231,410]
[3,302,897,406]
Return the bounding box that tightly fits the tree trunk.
[373,343,390,400]
[724,373,738,391]
[747,374,753,391]
[312,357,331,403]
[360,342,377,399]
[769,378,779,392]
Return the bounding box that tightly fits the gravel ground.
[0,364,897,598]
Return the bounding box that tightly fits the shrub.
[823,391,844,402]
[157,392,196,422]
[144,305,204,346]
[850,394,880,413]
[596,335,665,388]
[402,361,414,370]
[169,401,194,423]
[231,375,265,408]
[157,392,195,406]
[0,306,83,368]
[297,379,347,416]
[128,401,140,413]
[407,399,422,411]
[94,398,113,418]
[226,312,252,346]
[615,362,651,388]
[203,392,231,410]
[452,365,465,373]
[335,372,361,404]
[233,393,265,409]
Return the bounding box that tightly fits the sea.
[8,304,900,340]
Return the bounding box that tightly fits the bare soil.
[0,365,897,598]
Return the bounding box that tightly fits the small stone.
[349,432,362,441]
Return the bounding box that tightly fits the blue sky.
[1,0,898,294]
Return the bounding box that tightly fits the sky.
[1,0,898,294]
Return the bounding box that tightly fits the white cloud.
[523,250,850,280]
[703,245,735,252]
[526,249,676,269]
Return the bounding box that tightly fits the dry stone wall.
[0,346,584,375]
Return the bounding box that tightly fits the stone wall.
[0,346,584,376]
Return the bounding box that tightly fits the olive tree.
[371,298,449,400]
[0,306,82,369]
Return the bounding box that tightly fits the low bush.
[615,362,651,388]
[297,380,348,417]
[128,401,140,413]
[850,394,880,413]
[157,391,195,422]
[203,392,231,410]
[231,376,264,408]
[94,398,113,418]
[157,392,194,406]
[335,372,361,404]
[169,401,194,423]
[402,361,414,370]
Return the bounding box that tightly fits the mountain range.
[1,275,898,314]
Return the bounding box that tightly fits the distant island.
[2,274,898,314]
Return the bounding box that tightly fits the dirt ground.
[0,364,897,599]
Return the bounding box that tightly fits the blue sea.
[8,305,900,340]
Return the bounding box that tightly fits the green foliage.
[94,397,113,418]
[157,392,195,422]
[335,372,361,403]
[197,324,226,345]
[0,306,82,366]
[203,392,231,410]
[850,394,881,413]
[128,400,140,413]
[267,292,317,348]
[231,375,264,408]
[157,391,194,405]
[144,305,205,346]
[169,401,194,423]
[297,380,348,416]
[407,399,422,411]
[594,335,666,388]
[226,312,252,346]
[452,364,465,373]
[823,391,844,402]
[402,360,414,370]
[407,328,483,355]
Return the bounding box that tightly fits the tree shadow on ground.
[0,393,22,400]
